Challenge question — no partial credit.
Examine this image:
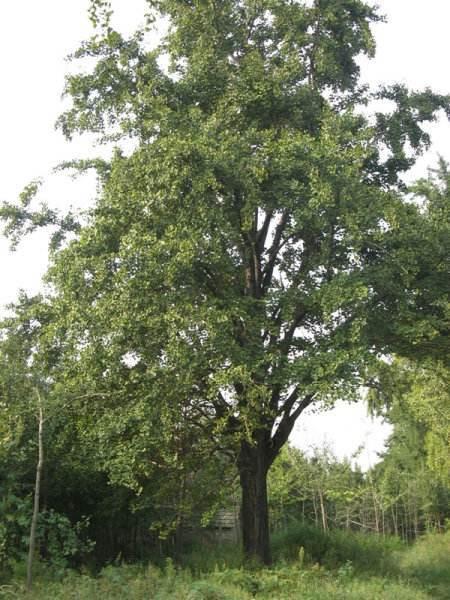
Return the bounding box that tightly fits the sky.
[1,1,449,470]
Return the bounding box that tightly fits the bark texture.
[238,436,271,565]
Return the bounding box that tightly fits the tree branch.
[262,210,290,292]
[256,209,274,254]
[268,392,315,464]
[279,304,308,355]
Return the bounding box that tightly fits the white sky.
[1,1,449,470]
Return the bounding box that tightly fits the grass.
[396,531,450,599]
[271,521,404,573]
[1,526,448,599]
[0,563,433,599]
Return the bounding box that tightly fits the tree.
[370,406,449,539]
[0,297,95,583]
[369,358,450,488]
[364,159,450,364]
[0,295,232,566]
[2,0,449,564]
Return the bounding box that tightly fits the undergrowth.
[1,526,448,599]
[271,521,404,573]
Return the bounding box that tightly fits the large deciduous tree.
[2,0,449,563]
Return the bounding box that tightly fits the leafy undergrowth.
[0,563,433,600]
[1,529,448,599]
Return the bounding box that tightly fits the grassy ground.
[1,526,448,599]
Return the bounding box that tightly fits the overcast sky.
[1,1,449,469]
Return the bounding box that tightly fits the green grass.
[0,563,433,599]
[271,521,404,573]
[1,528,448,599]
[396,531,450,599]
[177,539,244,574]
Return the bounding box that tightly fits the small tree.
[0,299,97,584]
[26,390,44,592]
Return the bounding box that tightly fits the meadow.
[1,525,448,599]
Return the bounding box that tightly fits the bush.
[0,502,94,583]
[37,510,95,571]
[0,492,31,579]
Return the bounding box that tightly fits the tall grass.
[0,560,433,599]
[1,526,448,599]
[178,539,243,574]
[177,521,405,575]
[271,521,404,573]
[397,530,450,599]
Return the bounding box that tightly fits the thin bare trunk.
[312,494,319,527]
[392,504,398,536]
[27,394,43,592]
[318,489,327,532]
[175,475,186,557]
[372,490,379,533]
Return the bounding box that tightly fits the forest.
[0,1,449,598]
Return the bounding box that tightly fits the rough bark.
[238,437,271,565]
[234,391,315,564]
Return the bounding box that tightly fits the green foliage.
[368,358,450,535]
[398,531,450,598]
[366,159,450,362]
[0,492,31,579]
[36,511,95,572]
[1,0,450,564]
[3,531,448,599]
[0,500,94,580]
[0,494,94,578]
[0,180,80,251]
[271,521,403,574]
[269,444,366,532]
[269,438,449,544]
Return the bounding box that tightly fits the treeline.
[270,360,449,541]
[270,441,448,542]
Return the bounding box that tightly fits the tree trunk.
[27,398,44,592]
[392,504,398,536]
[312,494,319,527]
[238,438,271,565]
[372,489,380,533]
[318,489,328,532]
